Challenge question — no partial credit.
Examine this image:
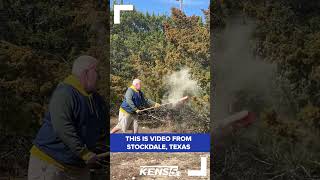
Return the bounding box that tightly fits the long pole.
[97,152,110,158]
[139,102,172,112]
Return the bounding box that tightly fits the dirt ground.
[110,152,210,180]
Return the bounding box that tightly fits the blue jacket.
[32,75,107,168]
[120,85,155,113]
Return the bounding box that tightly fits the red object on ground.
[232,111,256,129]
[213,111,256,148]
[219,110,256,130]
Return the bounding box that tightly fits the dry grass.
[212,127,320,180]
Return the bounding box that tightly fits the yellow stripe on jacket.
[30,145,85,172]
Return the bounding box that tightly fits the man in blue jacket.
[110,79,160,134]
[28,55,107,180]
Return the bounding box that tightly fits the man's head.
[72,55,98,93]
[132,79,141,90]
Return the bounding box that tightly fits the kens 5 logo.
[139,157,208,177]
[139,166,181,177]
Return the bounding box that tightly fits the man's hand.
[136,109,142,114]
[86,152,104,169]
[85,152,111,169]
[86,153,98,165]
[82,151,97,164]
[154,103,161,108]
[81,150,101,168]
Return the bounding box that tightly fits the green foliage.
[248,1,320,109]
[211,0,226,28]
[218,0,320,131]
[110,10,168,107]
[162,9,210,119]
[299,103,320,129]
[110,8,210,131]
[0,0,109,134]
[213,1,320,178]
[0,41,67,134]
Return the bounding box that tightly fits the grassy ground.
[212,126,320,180]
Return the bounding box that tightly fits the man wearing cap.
[28,55,107,180]
[110,79,160,134]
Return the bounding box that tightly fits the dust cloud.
[213,16,276,122]
[162,68,200,105]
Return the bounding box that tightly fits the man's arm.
[141,92,156,107]
[95,96,109,153]
[49,87,95,162]
[125,88,138,111]
[145,98,156,107]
